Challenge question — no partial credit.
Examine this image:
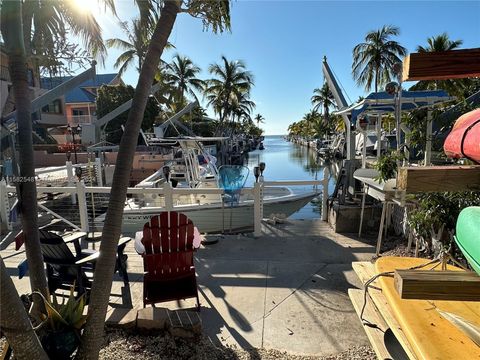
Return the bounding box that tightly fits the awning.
[334,90,455,124]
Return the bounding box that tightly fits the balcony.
[68,115,97,125]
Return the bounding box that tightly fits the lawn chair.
[138,212,201,310]
[34,230,131,297]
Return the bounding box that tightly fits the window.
[42,99,62,114]
[72,109,85,116]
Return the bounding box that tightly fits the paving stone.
[105,308,137,329]
[137,307,169,330]
[167,310,202,338]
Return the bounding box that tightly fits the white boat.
[96,137,319,233]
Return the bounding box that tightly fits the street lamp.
[66,124,82,164]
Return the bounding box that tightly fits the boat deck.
[1,219,377,356]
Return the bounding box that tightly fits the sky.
[81,0,480,135]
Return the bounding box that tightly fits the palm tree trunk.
[75,2,181,359]
[1,0,49,298]
[1,257,49,360]
[22,3,34,56]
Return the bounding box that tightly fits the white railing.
[68,115,97,125]
[1,168,329,237]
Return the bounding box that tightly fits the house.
[40,73,123,126]
[0,44,68,129]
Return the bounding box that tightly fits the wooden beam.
[352,262,418,359]
[397,166,480,193]
[402,48,480,81]
[348,289,393,360]
[394,270,480,301]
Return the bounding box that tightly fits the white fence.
[1,168,329,237]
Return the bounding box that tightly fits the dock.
[1,219,376,357]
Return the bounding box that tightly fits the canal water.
[244,135,338,220]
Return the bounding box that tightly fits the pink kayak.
[444,108,480,163]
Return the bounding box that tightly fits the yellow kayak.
[375,256,480,360]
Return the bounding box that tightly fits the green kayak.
[455,206,480,275]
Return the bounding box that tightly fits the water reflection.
[244,135,339,219]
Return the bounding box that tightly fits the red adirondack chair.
[139,212,201,310]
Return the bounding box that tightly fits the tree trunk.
[1,0,49,298]
[1,257,48,360]
[75,2,181,359]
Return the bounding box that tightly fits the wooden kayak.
[375,256,480,360]
[444,108,480,163]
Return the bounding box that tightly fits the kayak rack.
[349,262,417,360]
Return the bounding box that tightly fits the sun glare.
[72,0,98,14]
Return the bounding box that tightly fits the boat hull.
[114,192,318,234]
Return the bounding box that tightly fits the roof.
[335,90,456,124]
[40,73,120,104]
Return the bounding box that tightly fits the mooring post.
[321,167,329,221]
[253,182,262,237]
[66,161,76,204]
[164,181,173,211]
[77,180,89,232]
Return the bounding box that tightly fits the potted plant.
[33,287,87,360]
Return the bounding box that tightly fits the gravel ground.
[379,235,415,258]
[0,333,375,360]
[99,330,376,360]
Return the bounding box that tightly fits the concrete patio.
[1,219,376,357]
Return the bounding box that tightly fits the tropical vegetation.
[352,25,407,93]
[164,54,205,105]
[311,83,336,121]
[205,55,255,123]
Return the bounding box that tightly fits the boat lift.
[322,57,356,200]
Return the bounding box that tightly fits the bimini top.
[334,90,455,124]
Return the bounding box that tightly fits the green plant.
[374,150,404,183]
[34,288,87,333]
[31,288,87,359]
[407,191,480,248]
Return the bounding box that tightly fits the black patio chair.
[37,230,131,297]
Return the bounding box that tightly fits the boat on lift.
[96,137,319,233]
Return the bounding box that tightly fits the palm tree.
[165,54,204,104]
[23,0,112,61]
[311,83,336,124]
[254,113,265,126]
[0,3,50,358]
[409,33,466,97]
[352,25,407,93]
[205,56,254,122]
[232,92,256,123]
[106,13,173,76]
[75,2,231,359]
